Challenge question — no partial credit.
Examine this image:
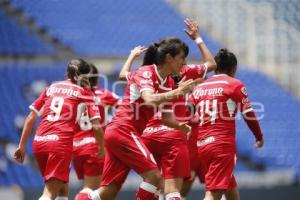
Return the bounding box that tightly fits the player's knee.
[144,170,161,186]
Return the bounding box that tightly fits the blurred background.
[0,0,299,199]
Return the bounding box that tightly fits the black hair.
[67,58,91,87]
[142,37,189,66]
[214,49,237,75]
[89,64,99,87]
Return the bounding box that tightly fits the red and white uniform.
[73,87,119,179]
[142,64,207,179]
[30,79,100,182]
[101,65,172,189]
[189,74,263,191]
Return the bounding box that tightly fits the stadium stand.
[0,8,54,55]
[10,0,219,57]
[248,0,300,31]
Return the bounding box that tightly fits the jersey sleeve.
[231,82,253,114]
[181,64,208,80]
[133,69,156,93]
[29,87,47,115]
[102,90,120,106]
[81,89,101,121]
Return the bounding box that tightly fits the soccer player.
[14,59,103,200]
[189,49,264,200]
[80,37,199,200]
[141,18,216,200]
[74,64,119,199]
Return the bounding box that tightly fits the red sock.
[136,182,158,200]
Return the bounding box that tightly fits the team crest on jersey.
[241,87,248,96]
[94,97,101,104]
[143,71,152,79]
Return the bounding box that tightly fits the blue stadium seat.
[11,0,219,57]
[0,8,55,55]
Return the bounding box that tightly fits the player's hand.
[184,18,200,40]
[178,122,192,138]
[255,138,264,148]
[177,77,203,95]
[130,46,147,58]
[14,147,25,163]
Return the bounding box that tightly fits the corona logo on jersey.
[193,87,224,99]
[46,86,79,97]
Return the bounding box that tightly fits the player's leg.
[204,190,224,200]
[224,187,240,200]
[35,152,72,200]
[82,155,104,190]
[164,178,183,200]
[115,131,161,200]
[162,139,190,200]
[55,183,69,200]
[41,178,65,200]
[180,178,194,200]
[202,148,236,200]
[224,176,239,200]
[84,176,101,190]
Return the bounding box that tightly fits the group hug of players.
[14,18,264,200]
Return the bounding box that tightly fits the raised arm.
[184,18,217,72]
[14,111,38,163]
[119,46,147,81]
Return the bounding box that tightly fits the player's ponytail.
[214,48,237,75]
[142,42,159,65]
[67,58,92,88]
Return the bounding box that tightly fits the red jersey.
[30,80,100,156]
[189,74,253,149]
[110,64,172,134]
[73,87,119,156]
[145,64,207,130]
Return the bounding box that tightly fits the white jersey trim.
[242,108,253,115]
[199,80,229,86]
[131,132,147,158]
[153,64,167,85]
[140,88,155,93]
[125,72,131,81]
[202,63,208,78]
[90,115,101,121]
[161,109,173,113]
[159,85,172,91]
[29,105,42,116]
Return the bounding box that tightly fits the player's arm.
[242,111,264,148]
[141,78,199,106]
[91,119,105,156]
[161,111,191,137]
[14,111,38,163]
[184,18,217,72]
[119,46,147,81]
[14,88,47,163]
[233,84,264,148]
